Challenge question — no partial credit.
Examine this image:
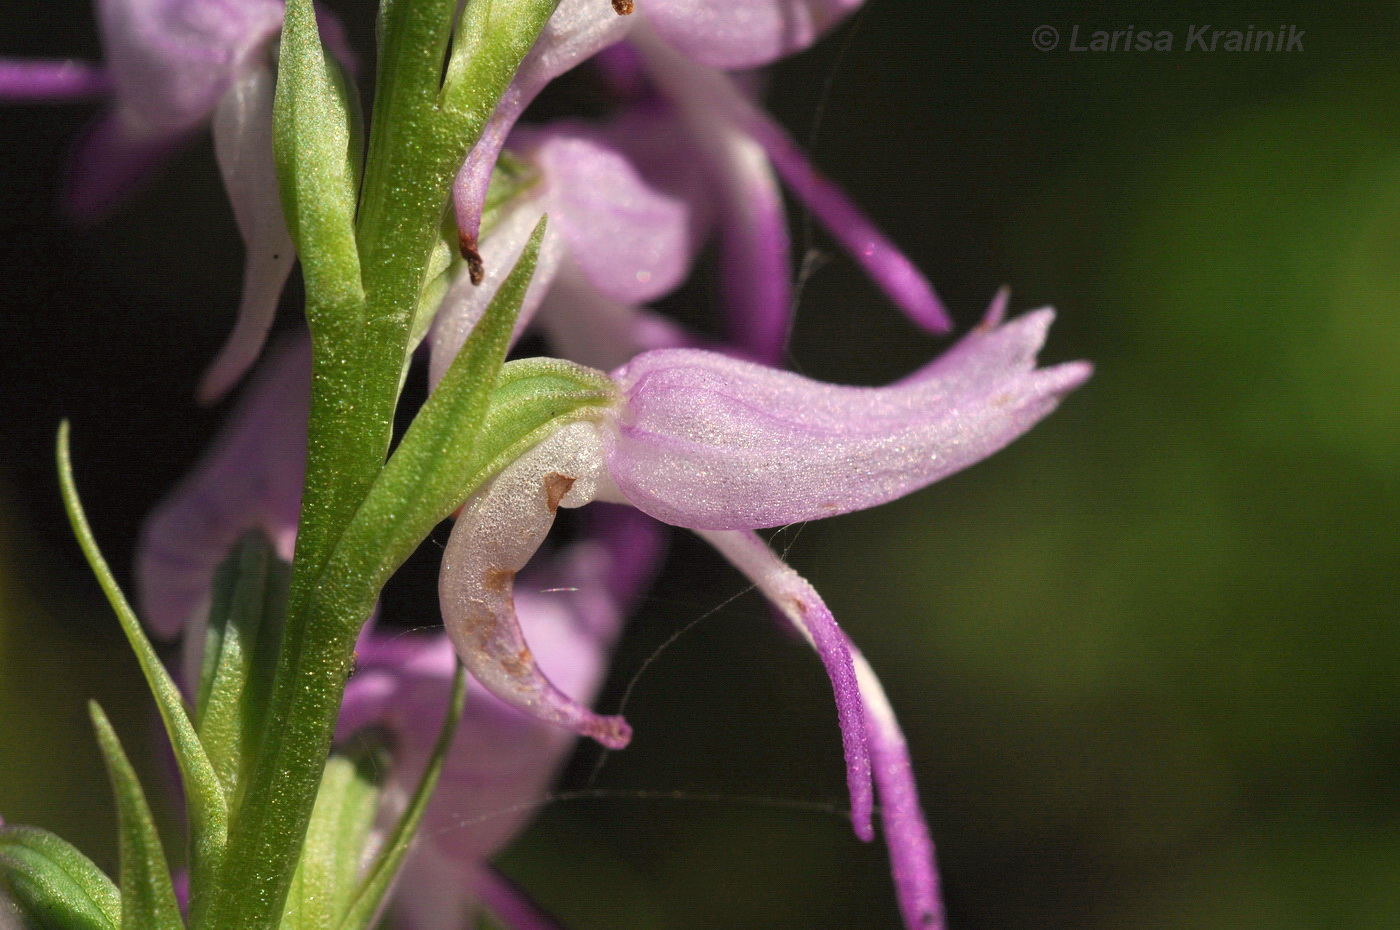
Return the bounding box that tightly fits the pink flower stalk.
[0,0,351,402]
[340,507,665,930]
[451,0,946,362]
[437,295,1090,928]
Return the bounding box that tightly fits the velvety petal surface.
[645,0,862,70]
[606,308,1091,530]
[517,121,696,305]
[136,335,309,639]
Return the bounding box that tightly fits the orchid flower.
[451,0,945,362]
[0,1,351,402]
[437,294,1090,928]
[340,507,664,930]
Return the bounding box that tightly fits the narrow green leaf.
[312,216,550,629]
[195,532,291,808]
[56,424,228,923]
[337,663,467,930]
[87,704,183,930]
[280,742,387,930]
[274,0,364,316]
[0,826,120,930]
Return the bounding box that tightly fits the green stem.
[205,2,562,926]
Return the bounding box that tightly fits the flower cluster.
[2,1,1089,928]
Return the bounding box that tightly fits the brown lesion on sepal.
[459,227,485,285]
[611,0,634,14]
[543,473,576,514]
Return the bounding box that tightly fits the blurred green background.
[2,0,1399,926]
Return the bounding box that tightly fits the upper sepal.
[605,303,1092,530]
[0,825,121,930]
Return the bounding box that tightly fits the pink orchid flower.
[437,293,1091,928]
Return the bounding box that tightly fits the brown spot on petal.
[543,473,576,514]
[611,0,634,14]
[459,228,485,285]
[484,568,515,594]
[501,646,534,677]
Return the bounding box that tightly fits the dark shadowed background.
[3,0,1399,926]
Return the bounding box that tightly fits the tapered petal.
[517,122,696,305]
[0,59,110,100]
[633,27,949,338]
[645,0,862,70]
[746,107,950,334]
[438,422,629,749]
[453,0,629,264]
[136,335,309,639]
[200,64,295,403]
[699,529,874,841]
[697,531,945,929]
[606,308,1092,530]
[853,646,944,930]
[428,203,567,389]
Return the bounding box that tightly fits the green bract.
[0,826,121,930]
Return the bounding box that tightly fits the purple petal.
[438,423,629,750]
[536,263,694,371]
[476,868,566,930]
[852,645,945,930]
[453,0,630,264]
[136,334,310,639]
[643,0,862,70]
[698,529,874,841]
[745,107,950,334]
[200,64,295,404]
[518,121,697,305]
[428,202,567,390]
[0,59,111,100]
[96,0,283,136]
[63,109,191,223]
[606,309,1092,530]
